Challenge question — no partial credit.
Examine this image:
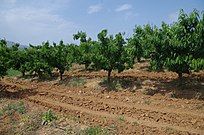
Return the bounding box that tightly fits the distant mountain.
[6,41,28,48]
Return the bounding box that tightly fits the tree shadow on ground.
[57,76,86,87]
[0,83,37,99]
[18,72,59,83]
[99,77,142,92]
[98,74,204,100]
[153,76,204,100]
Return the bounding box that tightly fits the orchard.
[0,9,204,135]
[0,10,203,81]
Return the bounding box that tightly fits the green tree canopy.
[92,30,133,83]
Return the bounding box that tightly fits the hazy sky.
[0,0,204,45]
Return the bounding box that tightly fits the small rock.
[125,97,130,101]
[191,119,197,124]
[106,95,110,99]
[41,120,48,125]
[61,97,66,102]
[186,101,189,104]
[141,114,145,117]
[39,92,46,95]
[133,86,137,90]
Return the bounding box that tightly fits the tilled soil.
[0,64,204,135]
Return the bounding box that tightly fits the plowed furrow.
[38,88,204,117]
[4,78,204,116]
[26,96,204,135]
[3,80,204,130]
[12,79,204,115]
[35,90,204,131]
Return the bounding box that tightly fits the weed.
[195,92,202,100]
[167,91,177,98]
[132,121,139,126]
[101,78,122,91]
[72,116,80,122]
[6,68,22,77]
[67,77,86,87]
[165,127,176,134]
[82,126,109,135]
[0,110,3,117]
[108,124,116,130]
[195,103,204,110]
[66,115,80,122]
[167,105,175,109]
[41,109,57,125]
[107,124,117,135]
[142,88,158,96]
[143,99,151,105]
[20,115,30,123]
[118,115,125,122]
[100,77,138,92]
[2,101,26,116]
[64,126,74,134]
[25,112,42,132]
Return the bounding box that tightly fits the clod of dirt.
[39,92,48,96]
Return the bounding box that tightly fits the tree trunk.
[137,57,141,62]
[178,72,182,79]
[107,69,112,84]
[22,71,25,77]
[59,70,64,81]
[38,71,43,79]
[85,63,88,70]
[60,73,63,81]
[178,72,183,86]
[132,56,136,64]
[48,70,52,77]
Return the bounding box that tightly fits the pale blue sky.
[0,0,203,45]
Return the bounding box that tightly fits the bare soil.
[0,61,204,135]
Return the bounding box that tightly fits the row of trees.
[127,9,204,78]
[0,9,203,82]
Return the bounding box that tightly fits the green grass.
[6,68,22,77]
